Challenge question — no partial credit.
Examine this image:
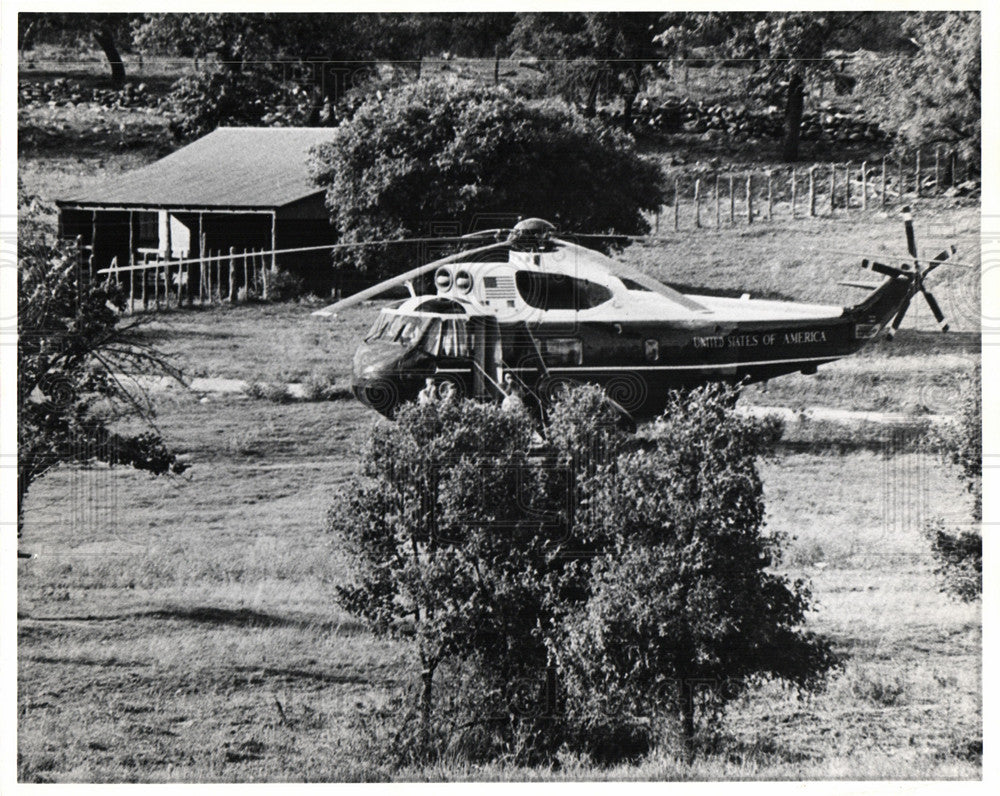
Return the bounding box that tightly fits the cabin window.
[541,338,583,366]
[515,272,612,310]
[644,339,659,362]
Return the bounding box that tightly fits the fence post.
[845,161,852,209]
[808,166,816,217]
[694,178,701,228]
[243,248,250,298]
[261,251,270,301]
[729,173,735,223]
[766,170,773,221]
[829,165,835,213]
[715,174,721,227]
[935,146,941,194]
[915,150,922,197]
[745,173,753,224]
[214,250,222,303]
[674,177,680,231]
[861,161,868,210]
[790,168,797,219]
[228,246,236,302]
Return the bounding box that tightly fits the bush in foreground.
[328,384,837,766]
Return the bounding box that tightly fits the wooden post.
[214,249,221,303]
[715,174,721,227]
[915,150,922,197]
[808,166,816,217]
[154,257,160,309]
[790,168,797,218]
[243,248,250,298]
[90,210,97,279]
[729,173,735,223]
[745,173,752,224]
[765,170,773,221]
[141,253,148,309]
[950,149,957,187]
[228,246,236,302]
[494,44,500,85]
[198,214,205,304]
[694,178,701,228]
[261,250,270,301]
[845,161,852,209]
[127,210,135,312]
[673,178,679,231]
[881,156,888,207]
[934,146,941,193]
[164,213,172,308]
[897,154,904,199]
[829,165,836,213]
[861,161,868,210]
[270,211,277,274]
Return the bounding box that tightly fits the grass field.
[17,50,982,782]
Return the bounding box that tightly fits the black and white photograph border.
[0,0,996,791]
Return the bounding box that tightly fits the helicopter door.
[469,316,502,400]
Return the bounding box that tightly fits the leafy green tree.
[328,398,570,762]
[509,12,663,125]
[551,384,837,758]
[925,368,981,601]
[853,11,980,167]
[19,13,138,87]
[330,383,837,765]
[17,197,187,546]
[309,79,666,277]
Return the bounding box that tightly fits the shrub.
[551,385,835,758]
[925,368,981,600]
[309,79,666,278]
[330,383,835,766]
[246,381,292,403]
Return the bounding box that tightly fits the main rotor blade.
[902,206,918,260]
[829,249,973,268]
[311,240,510,317]
[920,287,950,331]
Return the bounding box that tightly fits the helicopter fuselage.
[349,251,911,420]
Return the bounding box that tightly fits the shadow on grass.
[19,605,369,634]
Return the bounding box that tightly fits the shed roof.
[57,127,338,210]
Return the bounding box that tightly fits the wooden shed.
[56,127,340,296]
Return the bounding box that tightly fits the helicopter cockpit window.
[515,272,613,311]
[420,318,470,357]
[379,314,429,347]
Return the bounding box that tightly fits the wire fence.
[655,148,973,232]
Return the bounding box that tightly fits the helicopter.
[313,208,961,421]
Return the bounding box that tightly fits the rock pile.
[601,97,889,145]
[18,78,159,110]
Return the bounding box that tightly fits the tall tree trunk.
[782,72,805,162]
[19,20,37,52]
[679,677,696,762]
[93,26,125,89]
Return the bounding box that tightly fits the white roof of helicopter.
[383,239,844,323]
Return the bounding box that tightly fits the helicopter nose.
[352,343,403,415]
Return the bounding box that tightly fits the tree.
[508,12,663,125]
[328,398,567,762]
[551,384,838,758]
[309,79,666,277]
[330,383,838,765]
[657,12,847,161]
[17,195,187,547]
[19,13,137,87]
[925,367,981,601]
[853,11,980,168]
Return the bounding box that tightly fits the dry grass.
[17,54,981,781]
